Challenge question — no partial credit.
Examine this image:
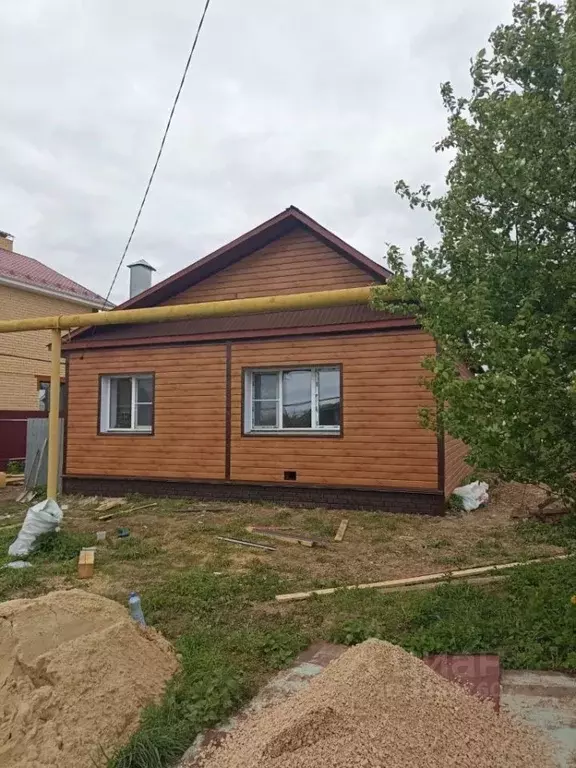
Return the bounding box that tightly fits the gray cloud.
[1,0,512,304]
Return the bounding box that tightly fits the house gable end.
[162,226,378,306]
[66,206,391,344]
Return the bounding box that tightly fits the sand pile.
[195,639,554,768]
[0,589,179,768]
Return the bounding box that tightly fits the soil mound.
[0,589,179,768]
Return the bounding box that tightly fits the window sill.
[244,429,341,438]
[99,429,153,436]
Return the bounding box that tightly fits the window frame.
[242,365,342,437]
[98,373,155,435]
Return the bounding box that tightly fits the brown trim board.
[62,356,70,476]
[437,427,445,494]
[225,343,232,480]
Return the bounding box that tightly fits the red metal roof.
[0,246,109,306]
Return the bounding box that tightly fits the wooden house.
[62,207,468,514]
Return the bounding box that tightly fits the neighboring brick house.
[0,231,112,409]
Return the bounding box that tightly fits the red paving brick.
[424,654,501,711]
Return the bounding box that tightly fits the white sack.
[453,481,489,512]
[8,498,63,557]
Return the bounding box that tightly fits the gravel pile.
[195,639,554,768]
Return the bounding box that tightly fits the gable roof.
[113,205,392,311]
[65,206,394,346]
[0,245,112,308]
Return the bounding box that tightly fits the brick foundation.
[63,476,445,515]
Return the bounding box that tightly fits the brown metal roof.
[64,305,416,349]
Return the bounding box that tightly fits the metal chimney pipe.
[127,259,156,298]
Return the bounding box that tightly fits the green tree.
[374,0,576,505]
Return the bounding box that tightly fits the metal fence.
[25,417,63,491]
[0,410,47,470]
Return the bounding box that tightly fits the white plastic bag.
[3,560,33,569]
[8,498,63,557]
[453,481,489,512]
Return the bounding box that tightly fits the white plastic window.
[100,374,154,433]
[245,367,341,433]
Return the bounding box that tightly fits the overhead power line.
[102,0,213,307]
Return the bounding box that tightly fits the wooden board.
[246,526,326,548]
[216,536,276,551]
[77,549,95,579]
[334,519,348,542]
[96,498,126,512]
[275,554,571,602]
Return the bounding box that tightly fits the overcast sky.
[1,0,515,304]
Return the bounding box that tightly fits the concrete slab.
[501,670,576,768]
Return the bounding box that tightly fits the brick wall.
[63,476,445,515]
[0,284,85,409]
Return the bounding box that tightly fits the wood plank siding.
[230,331,438,489]
[64,330,439,490]
[65,345,227,479]
[162,228,374,304]
[64,218,445,504]
[444,433,470,496]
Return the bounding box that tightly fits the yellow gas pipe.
[0,287,376,499]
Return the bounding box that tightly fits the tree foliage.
[374,0,576,503]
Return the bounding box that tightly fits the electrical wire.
[101,0,213,307]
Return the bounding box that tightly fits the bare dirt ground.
[0,481,562,603]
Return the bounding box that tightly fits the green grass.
[110,566,308,768]
[107,551,576,768]
[31,530,95,562]
[0,565,41,601]
[517,513,576,551]
[325,558,576,668]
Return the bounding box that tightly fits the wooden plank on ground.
[96,498,126,512]
[216,536,276,551]
[6,475,25,485]
[125,502,158,514]
[275,554,571,603]
[77,549,95,579]
[246,526,326,548]
[334,519,348,542]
